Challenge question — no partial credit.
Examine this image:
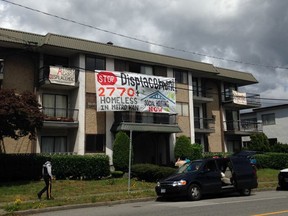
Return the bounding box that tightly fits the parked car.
[155,157,258,201]
[277,168,288,190]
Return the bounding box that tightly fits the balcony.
[193,87,213,103]
[39,66,79,90]
[111,112,182,133]
[194,117,215,133]
[224,120,262,135]
[222,90,260,109]
[42,107,79,128]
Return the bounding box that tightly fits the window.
[86,55,105,71]
[176,102,189,116]
[262,113,275,125]
[173,69,188,84]
[85,134,105,153]
[141,65,153,75]
[192,77,206,97]
[128,62,141,73]
[114,59,128,71]
[43,54,69,67]
[115,60,154,75]
[43,94,68,118]
[41,136,67,153]
[194,106,200,128]
[0,59,4,74]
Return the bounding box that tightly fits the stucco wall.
[3,54,35,92]
[206,80,223,152]
[85,71,106,134]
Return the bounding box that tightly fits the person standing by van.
[37,161,53,200]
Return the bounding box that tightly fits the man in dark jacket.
[37,161,53,200]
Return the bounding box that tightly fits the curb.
[1,197,155,216]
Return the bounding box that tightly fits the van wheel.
[239,188,251,196]
[188,184,201,201]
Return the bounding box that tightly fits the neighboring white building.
[241,104,288,145]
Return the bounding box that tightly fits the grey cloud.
[1,0,288,106]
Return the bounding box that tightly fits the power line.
[2,0,288,71]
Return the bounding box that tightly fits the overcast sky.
[1,0,288,107]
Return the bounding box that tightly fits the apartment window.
[86,55,105,71]
[194,106,200,128]
[128,62,141,73]
[176,102,189,116]
[85,134,105,153]
[0,59,4,74]
[173,69,188,84]
[114,59,128,71]
[43,54,69,67]
[262,113,275,125]
[141,65,153,75]
[43,94,68,118]
[41,136,67,153]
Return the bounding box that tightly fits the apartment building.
[0,27,261,165]
[241,104,288,145]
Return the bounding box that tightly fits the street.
[30,190,288,216]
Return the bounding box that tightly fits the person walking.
[37,161,54,200]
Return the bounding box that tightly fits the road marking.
[251,210,288,216]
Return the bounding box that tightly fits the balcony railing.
[194,117,215,133]
[222,90,261,108]
[39,66,79,87]
[43,107,79,122]
[224,120,262,133]
[114,111,178,125]
[193,86,213,103]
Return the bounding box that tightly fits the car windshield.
[177,161,203,174]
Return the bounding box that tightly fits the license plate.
[161,188,166,193]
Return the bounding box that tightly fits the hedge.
[0,154,110,182]
[255,153,288,169]
[132,163,176,182]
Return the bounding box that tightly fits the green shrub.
[248,132,270,152]
[132,164,176,182]
[0,154,49,182]
[270,142,288,153]
[111,171,124,178]
[112,131,132,172]
[202,152,230,158]
[174,135,192,160]
[255,153,288,169]
[51,154,110,180]
[0,154,110,182]
[190,143,203,160]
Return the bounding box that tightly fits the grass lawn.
[0,168,280,213]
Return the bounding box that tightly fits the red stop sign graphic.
[97,72,117,85]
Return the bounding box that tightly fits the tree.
[248,132,270,152]
[112,131,132,172]
[0,89,44,152]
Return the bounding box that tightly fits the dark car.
[155,157,258,201]
[277,168,288,190]
[232,150,262,167]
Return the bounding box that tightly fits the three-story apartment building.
[0,27,261,165]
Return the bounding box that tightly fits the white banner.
[49,66,75,86]
[95,71,176,113]
[232,90,247,105]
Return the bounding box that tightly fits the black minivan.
[155,157,258,201]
